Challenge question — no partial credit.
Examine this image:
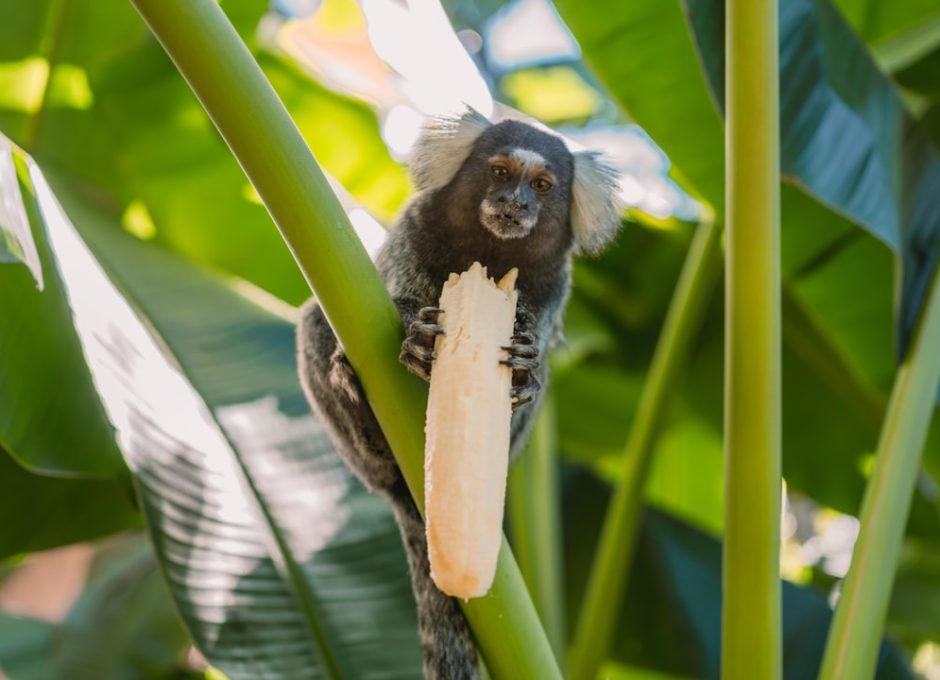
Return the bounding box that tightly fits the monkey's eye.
[530,177,553,193]
[491,164,510,181]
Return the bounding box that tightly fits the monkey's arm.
[296,299,479,680]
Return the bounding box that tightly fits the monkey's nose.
[497,195,527,211]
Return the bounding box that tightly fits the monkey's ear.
[571,151,623,255]
[410,107,492,192]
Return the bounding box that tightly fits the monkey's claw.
[501,333,540,366]
[417,306,443,324]
[511,373,541,409]
[501,335,539,363]
[408,319,445,341]
[502,332,541,409]
[400,310,444,382]
[400,338,435,381]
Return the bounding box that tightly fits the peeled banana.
[424,261,518,599]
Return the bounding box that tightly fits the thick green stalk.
[127,1,560,678]
[723,0,782,677]
[819,264,940,679]
[567,217,722,680]
[508,394,565,661]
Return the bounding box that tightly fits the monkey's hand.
[399,306,444,382]
[501,331,541,409]
[328,345,364,404]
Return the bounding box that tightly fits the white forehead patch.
[509,148,547,172]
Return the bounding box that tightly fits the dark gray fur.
[297,111,621,679]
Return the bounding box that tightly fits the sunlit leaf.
[0,135,41,285]
[832,0,940,45]
[27,167,423,678]
[501,66,601,123]
[0,151,423,677]
[0,148,124,477]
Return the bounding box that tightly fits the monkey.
[296,108,622,679]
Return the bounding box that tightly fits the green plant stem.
[508,393,565,662]
[819,263,940,679]
[567,217,722,680]
[723,0,782,677]
[126,1,560,678]
[23,0,72,150]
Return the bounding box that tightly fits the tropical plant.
[1,0,940,679]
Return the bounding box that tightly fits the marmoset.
[297,109,622,679]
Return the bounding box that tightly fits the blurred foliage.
[501,66,601,123]
[562,469,914,679]
[0,0,408,306]
[1,0,940,678]
[0,537,198,680]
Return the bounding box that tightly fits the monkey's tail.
[388,486,481,680]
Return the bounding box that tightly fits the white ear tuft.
[570,151,624,255]
[410,107,492,192]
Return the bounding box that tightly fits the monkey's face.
[455,120,575,246]
[416,112,621,256]
[479,148,556,240]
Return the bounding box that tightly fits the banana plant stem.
[127,1,560,678]
[722,0,782,676]
[567,217,722,680]
[819,261,940,680]
[508,393,566,662]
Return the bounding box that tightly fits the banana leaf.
[556,0,940,374]
[0,151,423,678]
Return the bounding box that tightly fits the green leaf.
[832,0,940,45]
[0,2,47,62]
[0,146,125,477]
[0,136,41,282]
[555,0,940,528]
[563,226,940,539]
[6,160,423,679]
[684,0,940,354]
[0,448,141,559]
[893,45,940,99]
[553,0,725,212]
[887,538,940,648]
[0,614,55,680]
[558,0,937,394]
